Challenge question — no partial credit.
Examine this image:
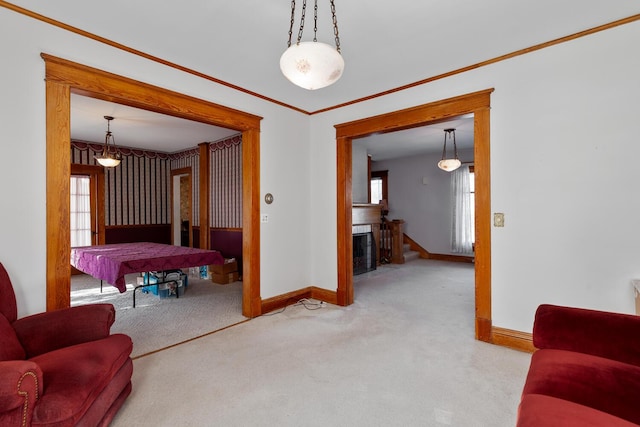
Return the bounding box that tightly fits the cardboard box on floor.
[209,259,237,275]
[210,259,238,284]
[211,271,239,285]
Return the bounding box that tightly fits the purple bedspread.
[71,242,224,293]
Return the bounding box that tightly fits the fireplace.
[353,232,376,275]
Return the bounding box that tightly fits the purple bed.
[71,242,224,293]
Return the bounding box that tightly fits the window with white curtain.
[470,169,475,244]
[370,177,383,204]
[70,176,92,247]
[451,165,474,254]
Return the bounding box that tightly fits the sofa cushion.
[0,314,25,361]
[533,304,640,367]
[518,394,639,427]
[29,333,132,426]
[522,349,640,425]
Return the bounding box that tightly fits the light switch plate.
[494,213,504,227]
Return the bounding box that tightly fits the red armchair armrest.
[533,304,640,366]
[0,360,42,426]
[12,304,116,358]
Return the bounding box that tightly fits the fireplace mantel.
[352,203,382,226]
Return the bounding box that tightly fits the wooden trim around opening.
[171,167,192,247]
[335,89,493,342]
[198,143,211,249]
[43,53,262,317]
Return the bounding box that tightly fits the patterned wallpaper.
[210,136,242,228]
[72,136,243,229]
[71,142,171,226]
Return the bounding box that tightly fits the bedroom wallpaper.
[71,141,171,226]
[71,135,243,229]
[209,135,242,228]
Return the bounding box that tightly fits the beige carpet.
[110,259,531,426]
[71,273,247,358]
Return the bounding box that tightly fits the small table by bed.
[71,242,225,307]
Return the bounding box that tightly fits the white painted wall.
[0,8,311,315]
[351,144,369,203]
[2,7,640,335]
[310,21,640,333]
[372,147,474,255]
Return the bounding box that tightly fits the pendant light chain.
[441,129,459,160]
[296,0,307,45]
[286,0,341,51]
[313,0,318,42]
[451,130,458,159]
[287,0,296,48]
[330,0,341,53]
[441,134,448,160]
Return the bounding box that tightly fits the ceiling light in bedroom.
[95,116,121,167]
[438,128,462,172]
[280,0,344,90]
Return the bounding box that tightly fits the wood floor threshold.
[132,318,251,360]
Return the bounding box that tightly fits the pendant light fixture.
[437,128,461,172]
[280,0,344,90]
[95,116,121,168]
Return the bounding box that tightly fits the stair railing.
[380,218,405,264]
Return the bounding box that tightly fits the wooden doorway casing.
[43,53,263,318]
[70,163,106,246]
[171,167,192,247]
[335,89,493,342]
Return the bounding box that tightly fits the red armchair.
[517,304,640,426]
[0,263,133,426]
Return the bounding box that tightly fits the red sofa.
[517,304,640,426]
[0,263,133,426]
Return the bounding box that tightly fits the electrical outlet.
[261,214,269,223]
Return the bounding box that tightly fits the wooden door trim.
[171,167,192,247]
[335,89,493,341]
[71,164,105,245]
[198,143,211,250]
[43,53,262,317]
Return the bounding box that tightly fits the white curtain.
[451,165,474,254]
[70,176,92,247]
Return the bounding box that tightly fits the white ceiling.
[14,0,637,155]
[354,116,475,162]
[71,94,239,153]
